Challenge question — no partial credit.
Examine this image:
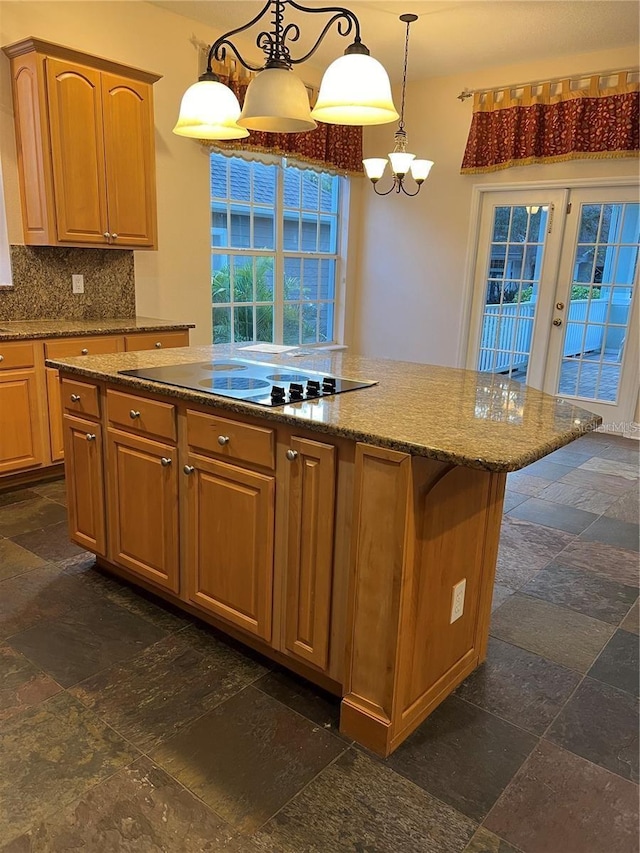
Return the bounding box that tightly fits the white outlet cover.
[72,274,84,294]
[450,578,466,624]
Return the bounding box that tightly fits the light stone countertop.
[0,316,195,341]
[46,344,602,472]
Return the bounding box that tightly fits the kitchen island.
[47,345,600,756]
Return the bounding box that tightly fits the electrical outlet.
[72,274,84,294]
[450,578,466,623]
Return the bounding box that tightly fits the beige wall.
[354,45,639,368]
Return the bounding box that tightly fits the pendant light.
[363,14,434,196]
[173,0,398,139]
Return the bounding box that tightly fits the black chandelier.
[173,0,399,139]
[363,14,434,196]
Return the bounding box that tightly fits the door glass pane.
[557,203,639,403]
[477,204,550,379]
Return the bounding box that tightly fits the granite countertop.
[0,317,195,341]
[46,344,602,472]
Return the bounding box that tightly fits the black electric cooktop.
[119,358,377,407]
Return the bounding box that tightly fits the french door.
[466,185,639,431]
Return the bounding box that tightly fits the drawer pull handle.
[161,457,172,467]
[81,348,89,355]
[86,433,96,442]
[70,394,81,403]
[183,465,195,475]
[217,435,230,446]
[129,410,141,419]
[155,342,162,348]
[286,449,298,461]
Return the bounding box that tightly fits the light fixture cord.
[398,17,411,130]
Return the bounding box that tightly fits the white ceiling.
[151,1,639,82]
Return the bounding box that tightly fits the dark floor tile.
[560,467,635,496]
[254,667,344,738]
[253,748,476,853]
[2,756,234,853]
[485,740,639,853]
[0,692,139,844]
[0,488,40,509]
[537,480,618,515]
[597,442,640,467]
[546,446,594,467]
[150,685,344,833]
[490,594,614,672]
[463,827,522,853]
[385,695,536,822]
[507,497,597,534]
[9,596,168,687]
[502,491,527,513]
[504,472,551,497]
[0,497,67,538]
[0,644,61,722]
[523,459,574,482]
[30,479,67,506]
[621,599,639,635]
[11,521,85,563]
[579,456,638,481]
[491,584,513,612]
[521,562,638,624]
[496,517,575,589]
[71,630,265,751]
[579,515,639,552]
[546,677,638,781]
[588,629,639,697]
[0,538,47,580]
[455,638,580,735]
[572,433,612,453]
[605,488,640,524]
[554,539,639,587]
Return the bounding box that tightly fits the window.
[211,153,344,345]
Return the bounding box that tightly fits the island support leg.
[340,443,506,757]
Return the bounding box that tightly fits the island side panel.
[341,445,507,756]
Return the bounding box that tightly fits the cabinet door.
[185,454,275,640]
[45,57,108,243]
[0,369,44,475]
[284,437,336,669]
[46,368,64,463]
[102,73,156,247]
[63,415,106,554]
[107,429,179,592]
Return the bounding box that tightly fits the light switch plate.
[72,274,84,294]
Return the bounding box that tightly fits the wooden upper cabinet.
[3,38,160,249]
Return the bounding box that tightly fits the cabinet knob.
[85,433,96,442]
[111,233,119,239]
[155,342,163,348]
[103,232,110,240]
[286,449,298,461]
[129,410,141,419]
[217,435,230,446]
[81,348,89,355]
[161,457,172,467]
[183,465,195,475]
[70,394,81,402]
[0,355,4,362]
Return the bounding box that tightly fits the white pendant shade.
[172,79,249,140]
[237,68,316,133]
[362,158,388,181]
[388,150,415,175]
[409,159,434,182]
[311,53,399,126]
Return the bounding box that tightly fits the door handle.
[553,318,563,327]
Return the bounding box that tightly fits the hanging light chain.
[398,16,412,130]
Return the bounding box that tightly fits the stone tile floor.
[0,434,637,852]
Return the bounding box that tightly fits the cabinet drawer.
[61,378,100,418]
[0,342,35,370]
[45,336,123,359]
[187,410,275,469]
[107,389,176,442]
[124,331,189,352]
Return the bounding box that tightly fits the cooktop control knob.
[289,382,305,401]
[306,380,321,397]
[322,377,337,393]
[271,385,286,403]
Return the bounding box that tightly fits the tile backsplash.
[0,245,136,321]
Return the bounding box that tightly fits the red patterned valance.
[461,71,639,174]
[203,62,363,175]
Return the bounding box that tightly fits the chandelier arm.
[210,40,265,73]
[208,0,274,68]
[399,181,422,197]
[286,0,362,45]
[286,11,360,65]
[372,179,397,196]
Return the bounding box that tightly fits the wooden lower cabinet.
[184,453,275,641]
[283,436,336,670]
[63,415,106,554]
[46,368,65,462]
[107,428,179,593]
[0,369,44,475]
